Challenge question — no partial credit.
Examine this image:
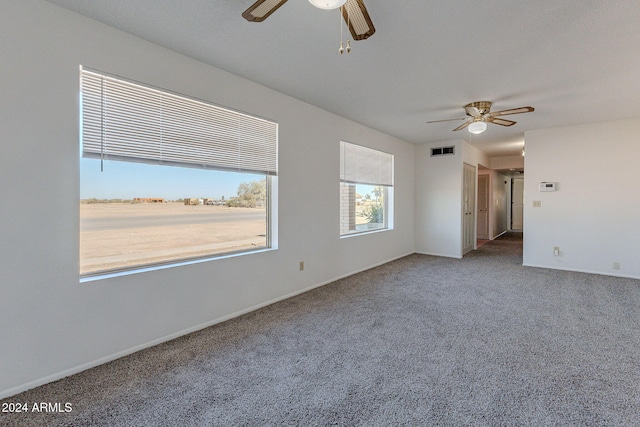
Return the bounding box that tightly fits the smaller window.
[340,142,394,236]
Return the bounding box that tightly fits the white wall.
[462,141,490,170]
[490,155,524,170]
[415,141,463,258]
[523,118,640,279]
[0,0,415,398]
[415,140,488,258]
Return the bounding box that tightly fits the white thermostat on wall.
[539,182,557,192]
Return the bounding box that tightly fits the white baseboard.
[1,251,414,400]
[522,263,640,280]
[491,230,508,240]
[414,251,462,259]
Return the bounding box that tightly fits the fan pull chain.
[338,4,351,55]
[339,6,344,54]
[346,3,351,54]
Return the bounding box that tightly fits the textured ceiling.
[45,0,640,156]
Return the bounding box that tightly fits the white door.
[477,174,489,240]
[511,178,524,230]
[463,163,476,255]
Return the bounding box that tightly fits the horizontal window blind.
[80,68,278,175]
[340,141,393,186]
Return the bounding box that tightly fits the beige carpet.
[3,233,640,426]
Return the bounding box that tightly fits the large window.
[340,141,393,236]
[80,68,277,277]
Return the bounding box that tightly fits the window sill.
[79,247,276,283]
[340,227,392,239]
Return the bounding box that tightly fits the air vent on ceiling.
[431,146,455,157]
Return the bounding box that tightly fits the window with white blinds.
[340,141,393,186]
[79,67,277,278]
[340,141,394,236]
[80,68,278,175]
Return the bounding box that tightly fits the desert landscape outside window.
[80,67,277,277]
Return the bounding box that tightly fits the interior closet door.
[511,178,524,230]
[477,174,489,239]
[463,163,476,255]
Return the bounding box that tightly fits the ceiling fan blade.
[486,117,517,127]
[342,0,375,41]
[453,119,474,131]
[489,106,534,117]
[426,117,466,124]
[242,0,288,22]
[464,105,482,117]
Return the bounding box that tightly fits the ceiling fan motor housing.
[465,101,492,117]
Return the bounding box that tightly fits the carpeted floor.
[3,233,640,426]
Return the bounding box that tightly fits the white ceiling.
[46,0,640,156]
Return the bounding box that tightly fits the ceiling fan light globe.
[468,121,487,134]
[308,0,347,10]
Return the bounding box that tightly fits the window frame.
[339,141,394,237]
[79,67,278,280]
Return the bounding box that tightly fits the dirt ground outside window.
[80,202,267,275]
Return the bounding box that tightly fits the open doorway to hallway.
[476,166,524,249]
[476,166,509,248]
[473,152,524,256]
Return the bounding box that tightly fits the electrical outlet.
[533,200,542,208]
[613,262,620,270]
[299,261,304,271]
[553,247,560,256]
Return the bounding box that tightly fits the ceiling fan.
[427,101,535,134]
[242,0,375,41]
